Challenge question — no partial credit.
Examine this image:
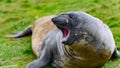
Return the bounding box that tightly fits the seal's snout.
[52,16,68,25]
[51,17,56,22]
[52,17,60,23]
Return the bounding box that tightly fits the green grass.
[0,0,120,68]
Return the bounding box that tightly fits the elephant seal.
[6,12,120,68]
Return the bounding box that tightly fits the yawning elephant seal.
[6,12,120,68]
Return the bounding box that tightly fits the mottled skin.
[6,12,120,68]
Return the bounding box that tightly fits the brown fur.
[31,16,57,57]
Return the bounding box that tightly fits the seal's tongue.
[63,28,68,38]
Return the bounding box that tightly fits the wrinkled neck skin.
[63,27,92,52]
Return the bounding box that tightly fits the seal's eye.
[69,14,75,19]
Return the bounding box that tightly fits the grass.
[0,0,120,68]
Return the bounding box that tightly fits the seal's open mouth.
[59,27,70,42]
[62,28,69,38]
[51,16,71,43]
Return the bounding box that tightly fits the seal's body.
[6,12,120,68]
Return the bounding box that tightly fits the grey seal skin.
[6,12,120,68]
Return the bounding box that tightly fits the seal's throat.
[62,28,69,38]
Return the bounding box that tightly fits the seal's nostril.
[52,18,56,22]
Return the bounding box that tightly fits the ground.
[0,0,120,68]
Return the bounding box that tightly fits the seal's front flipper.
[5,25,32,38]
[111,48,120,59]
[26,43,53,68]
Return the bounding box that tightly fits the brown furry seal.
[6,12,120,68]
